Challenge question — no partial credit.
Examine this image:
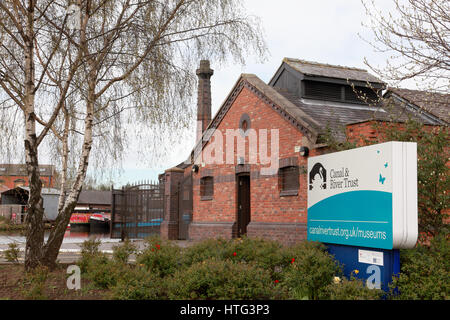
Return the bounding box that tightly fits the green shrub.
[182,237,288,278]
[389,233,449,300]
[167,258,287,300]
[136,236,182,277]
[320,276,383,300]
[84,256,125,289]
[3,242,20,263]
[282,241,340,300]
[113,239,137,264]
[80,238,102,254]
[229,237,287,275]
[78,238,102,273]
[77,239,126,289]
[182,238,232,266]
[110,267,168,300]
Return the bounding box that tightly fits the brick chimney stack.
[196,60,214,142]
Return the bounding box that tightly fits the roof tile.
[284,58,384,84]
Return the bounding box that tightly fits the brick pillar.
[160,167,184,240]
[196,60,214,142]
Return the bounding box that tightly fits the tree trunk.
[23,0,45,272]
[24,132,45,271]
[42,76,95,270]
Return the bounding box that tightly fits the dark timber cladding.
[269,58,385,105]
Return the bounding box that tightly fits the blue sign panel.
[308,190,393,249]
[326,243,400,292]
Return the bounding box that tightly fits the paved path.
[0,238,196,264]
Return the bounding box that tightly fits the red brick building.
[161,58,447,245]
[0,164,57,190]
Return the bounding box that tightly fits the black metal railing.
[111,180,165,239]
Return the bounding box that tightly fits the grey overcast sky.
[101,0,400,186]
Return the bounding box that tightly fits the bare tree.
[0,0,80,270]
[361,0,450,92]
[0,0,266,270]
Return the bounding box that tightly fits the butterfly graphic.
[379,174,386,185]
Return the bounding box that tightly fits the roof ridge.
[389,87,450,97]
[283,57,369,73]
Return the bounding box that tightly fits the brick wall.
[0,175,54,189]
[189,82,318,244]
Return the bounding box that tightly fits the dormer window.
[303,80,342,101]
[302,80,379,104]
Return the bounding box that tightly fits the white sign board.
[358,249,384,266]
[307,142,418,249]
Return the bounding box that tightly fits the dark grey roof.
[385,88,449,124]
[284,58,384,84]
[274,88,437,142]
[78,190,111,205]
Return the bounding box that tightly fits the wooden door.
[237,175,250,237]
[178,174,193,240]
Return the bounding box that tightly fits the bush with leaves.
[389,233,449,300]
[183,237,291,277]
[84,257,125,289]
[228,237,288,276]
[78,238,102,273]
[282,241,340,300]
[3,242,20,263]
[136,236,182,277]
[181,238,233,266]
[320,276,383,300]
[110,267,168,300]
[167,258,287,300]
[77,238,125,289]
[112,239,137,264]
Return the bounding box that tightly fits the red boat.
[69,213,91,230]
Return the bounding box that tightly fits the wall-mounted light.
[192,164,199,173]
[299,146,309,157]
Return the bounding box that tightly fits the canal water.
[0,228,114,245]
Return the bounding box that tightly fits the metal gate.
[111,180,165,239]
[178,174,193,240]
